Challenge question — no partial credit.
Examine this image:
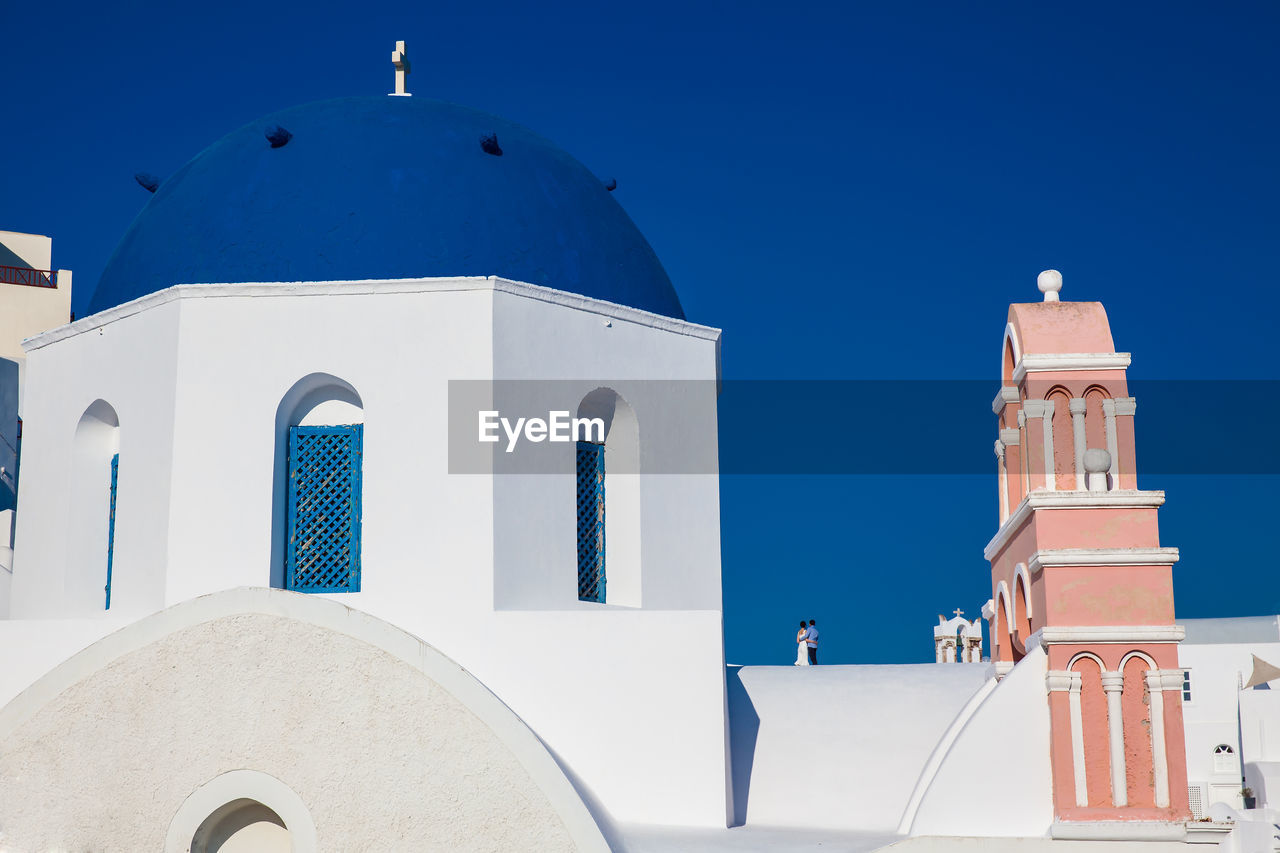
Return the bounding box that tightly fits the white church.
[1,46,1278,853]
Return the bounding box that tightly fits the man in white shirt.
[805,619,820,665]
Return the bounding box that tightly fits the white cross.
[953,608,965,618]
[391,40,411,96]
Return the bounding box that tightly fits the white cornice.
[983,489,1166,561]
[1033,625,1186,647]
[1012,352,1131,384]
[1050,821,1205,842]
[1027,547,1180,574]
[991,386,1020,415]
[23,275,722,352]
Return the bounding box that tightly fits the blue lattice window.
[286,424,363,593]
[105,452,118,609]
[577,441,605,602]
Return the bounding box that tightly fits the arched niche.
[1001,323,1021,386]
[269,374,365,589]
[1045,386,1075,490]
[191,798,290,853]
[1012,573,1031,662]
[1068,653,1111,806]
[994,581,1014,663]
[1120,651,1156,807]
[576,388,640,608]
[68,399,119,614]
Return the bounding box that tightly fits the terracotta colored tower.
[984,271,1190,823]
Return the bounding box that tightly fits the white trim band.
[984,490,1167,560]
[1034,625,1186,646]
[24,275,722,352]
[1013,352,1132,384]
[1027,547,1180,574]
[1050,822,1190,842]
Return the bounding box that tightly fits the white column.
[1000,427,1019,518]
[1069,398,1087,487]
[1145,670,1171,808]
[1041,399,1056,490]
[1069,672,1088,806]
[1017,409,1028,483]
[1114,397,1136,486]
[1049,671,1088,807]
[1021,400,1055,490]
[1102,399,1120,485]
[995,439,1008,522]
[1101,671,1128,807]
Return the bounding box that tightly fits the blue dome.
[91,97,683,318]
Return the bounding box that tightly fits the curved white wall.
[907,647,1053,837]
[729,663,990,832]
[0,589,607,852]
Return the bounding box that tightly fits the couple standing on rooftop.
[793,619,819,666]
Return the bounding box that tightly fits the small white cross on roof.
[953,608,965,618]
[391,40,411,97]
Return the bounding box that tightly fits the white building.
[1178,617,1280,818]
[1,76,1277,852]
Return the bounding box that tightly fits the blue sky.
[4,1,1277,664]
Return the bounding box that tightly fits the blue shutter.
[286,424,363,593]
[105,452,118,609]
[576,441,606,603]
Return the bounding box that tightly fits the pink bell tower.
[985,271,1190,824]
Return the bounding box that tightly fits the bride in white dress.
[794,620,810,666]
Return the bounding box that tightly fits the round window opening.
[191,798,291,853]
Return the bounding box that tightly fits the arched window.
[574,388,639,606]
[576,440,605,602]
[70,400,119,612]
[272,375,364,593]
[106,452,118,608]
[1213,744,1236,774]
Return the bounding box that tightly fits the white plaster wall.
[0,592,605,852]
[490,289,722,613]
[907,647,1054,837]
[10,300,180,618]
[728,664,990,832]
[1239,690,1280,809]
[7,278,731,829]
[0,617,131,707]
[159,286,496,609]
[1178,640,1280,810]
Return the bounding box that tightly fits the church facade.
[0,78,1275,852]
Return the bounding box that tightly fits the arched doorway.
[191,798,290,853]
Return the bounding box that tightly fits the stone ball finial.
[1037,269,1063,302]
[1083,448,1111,474]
